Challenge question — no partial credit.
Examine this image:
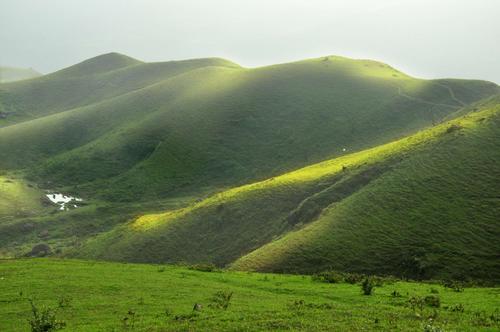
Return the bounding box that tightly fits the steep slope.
[0,66,41,83]
[233,97,500,280]
[0,55,497,203]
[76,96,500,281]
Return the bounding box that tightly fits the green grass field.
[0,259,499,331]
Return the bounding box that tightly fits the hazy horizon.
[1,0,499,83]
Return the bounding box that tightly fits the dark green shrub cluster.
[311,270,363,284]
[408,295,425,314]
[361,278,374,295]
[28,299,66,332]
[209,291,233,310]
[446,303,464,313]
[189,263,219,272]
[57,296,71,309]
[311,271,343,283]
[442,280,464,292]
[424,295,440,308]
[344,273,364,284]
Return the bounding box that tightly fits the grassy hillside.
[0,54,498,283]
[0,174,46,219]
[0,53,239,126]
[0,66,40,83]
[1,259,498,331]
[76,97,500,281]
[0,55,497,204]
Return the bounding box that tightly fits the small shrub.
[157,266,166,272]
[391,290,402,298]
[429,288,439,294]
[209,291,233,310]
[361,277,374,295]
[312,271,343,284]
[189,263,218,272]
[408,296,425,316]
[424,295,440,308]
[57,296,71,309]
[344,272,363,284]
[447,303,464,313]
[27,244,52,257]
[28,299,66,332]
[442,280,464,292]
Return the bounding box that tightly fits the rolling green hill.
[0,53,239,126]
[0,54,498,282]
[0,66,41,83]
[76,96,500,281]
[0,54,497,204]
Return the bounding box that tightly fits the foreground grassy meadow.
[0,259,499,331]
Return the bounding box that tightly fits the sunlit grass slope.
[0,55,497,203]
[76,97,500,281]
[233,97,500,281]
[1,259,499,331]
[0,66,41,83]
[0,174,46,219]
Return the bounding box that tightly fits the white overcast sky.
[1,0,499,83]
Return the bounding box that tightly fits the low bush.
[442,280,464,292]
[408,296,425,315]
[311,271,343,284]
[424,295,440,308]
[361,278,374,295]
[28,299,66,332]
[447,303,464,313]
[189,263,218,272]
[209,291,233,310]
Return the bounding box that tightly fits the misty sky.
[1,0,499,83]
